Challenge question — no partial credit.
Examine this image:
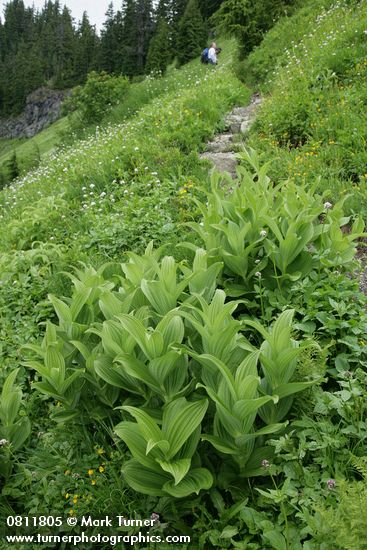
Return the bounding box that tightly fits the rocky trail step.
[200,93,262,178]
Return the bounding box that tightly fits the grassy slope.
[0,40,250,536]
[0,40,249,375]
[0,117,70,179]
[0,40,237,183]
[242,0,367,216]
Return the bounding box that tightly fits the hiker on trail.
[201,44,221,65]
[208,42,218,65]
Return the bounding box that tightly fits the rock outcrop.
[0,88,67,139]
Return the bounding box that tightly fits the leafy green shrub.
[25,250,318,497]
[64,71,129,125]
[116,398,213,498]
[288,271,367,373]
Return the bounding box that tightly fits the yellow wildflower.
[88,469,94,476]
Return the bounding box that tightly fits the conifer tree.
[168,0,188,51]
[119,0,138,76]
[119,0,153,76]
[54,6,77,86]
[176,0,207,65]
[6,152,20,181]
[74,12,99,82]
[214,0,296,56]
[0,17,5,61]
[198,0,224,19]
[99,3,119,73]
[146,19,172,74]
[135,0,154,73]
[155,0,170,22]
[170,0,189,25]
[111,9,125,73]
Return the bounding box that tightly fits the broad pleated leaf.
[273,379,319,398]
[118,314,161,359]
[201,434,237,455]
[122,459,170,496]
[156,458,191,485]
[70,288,92,320]
[6,418,31,450]
[235,351,260,386]
[115,354,159,392]
[122,406,163,446]
[157,315,185,348]
[141,279,176,315]
[48,295,72,324]
[163,468,213,497]
[95,355,141,393]
[114,423,158,469]
[233,396,276,422]
[163,398,208,459]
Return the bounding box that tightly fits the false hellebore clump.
[23,150,364,498]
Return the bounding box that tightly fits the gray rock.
[0,87,68,139]
[240,119,253,134]
[224,114,244,134]
[232,107,251,117]
[206,134,234,153]
[200,152,238,177]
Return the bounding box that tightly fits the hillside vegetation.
[244,0,367,216]
[1,1,367,549]
[0,47,235,186]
